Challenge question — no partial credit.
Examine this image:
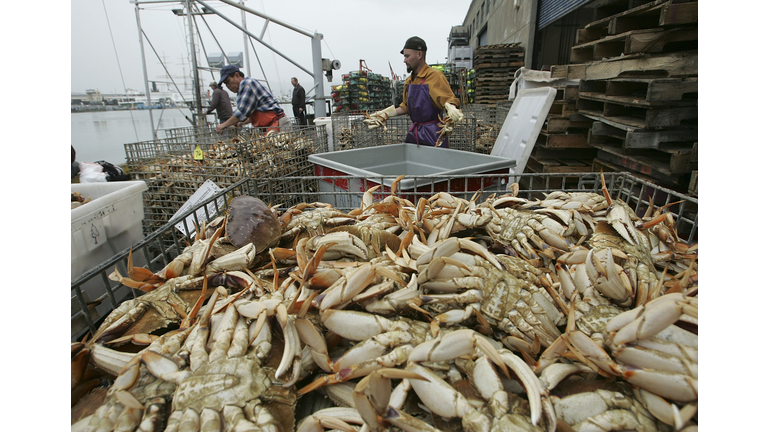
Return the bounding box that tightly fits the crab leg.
[295,317,333,372]
[499,350,556,430]
[296,407,362,432]
[408,329,509,378]
[415,237,502,272]
[472,355,509,419]
[606,293,698,348]
[634,388,696,429]
[354,368,429,432]
[205,242,256,273]
[90,344,139,377]
[405,363,491,432]
[320,309,396,341]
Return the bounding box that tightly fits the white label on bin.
[72,204,115,249]
[172,180,225,235]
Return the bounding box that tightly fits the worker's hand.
[364,105,398,129]
[216,124,225,133]
[299,107,304,112]
[444,103,464,123]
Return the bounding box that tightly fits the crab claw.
[296,408,362,432]
[140,350,190,385]
[354,368,427,432]
[586,248,634,307]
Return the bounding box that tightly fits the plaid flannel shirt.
[233,77,284,121]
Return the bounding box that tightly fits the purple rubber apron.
[405,78,448,148]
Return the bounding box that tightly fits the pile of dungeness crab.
[71,174,697,432]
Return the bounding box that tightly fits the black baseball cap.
[218,65,240,86]
[401,36,427,54]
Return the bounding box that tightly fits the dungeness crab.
[110,195,282,291]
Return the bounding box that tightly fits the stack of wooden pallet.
[551,0,698,190]
[526,84,597,176]
[472,44,524,104]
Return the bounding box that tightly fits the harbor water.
[71,109,203,166]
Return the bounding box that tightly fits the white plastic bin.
[71,180,147,335]
[313,116,334,152]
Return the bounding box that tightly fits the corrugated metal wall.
[538,0,592,29]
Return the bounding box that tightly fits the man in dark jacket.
[291,77,306,125]
[206,82,233,124]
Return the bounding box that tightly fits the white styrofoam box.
[508,67,580,100]
[71,180,147,335]
[491,87,557,177]
[314,116,334,152]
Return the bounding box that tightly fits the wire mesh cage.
[125,125,327,235]
[329,113,477,152]
[71,171,697,341]
[464,102,517,154]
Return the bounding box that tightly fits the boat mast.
[198,0,327,117]
[240,0,251,77]
[186,0,205,127]
[134,1,158,140]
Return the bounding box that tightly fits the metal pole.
[186,0,204,127]
[311,33,326,117]
[134,1,157,140]
[214,0,314,38]
[240,0,251,77]
[194,0,314,77]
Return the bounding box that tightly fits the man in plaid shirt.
[215,65,290,134]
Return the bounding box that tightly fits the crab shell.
[225,196,282,253]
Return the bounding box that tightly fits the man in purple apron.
[364,36,464,148]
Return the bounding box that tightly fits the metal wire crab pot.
[124,125,328,236]
[330,113,477,153]
[71,171,697,342]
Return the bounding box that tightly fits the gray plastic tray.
[309,143,516,188]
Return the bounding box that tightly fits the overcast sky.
[71,0,471,101]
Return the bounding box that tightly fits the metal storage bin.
[71,172,697,342]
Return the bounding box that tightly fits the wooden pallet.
[571,26,698,63]
[579,77,697,103]
[476,75,516,82]
[474,44,524,53]
[590,138,695,178]
[527,154,594,174]
[543,115,593,133]
[577,0,698,44]
[549,100,579,117]
[591,158,663,185]
[537,131,591,149]
[532,146,597,159]
[588,121,697,150]
[474,61,524,69]
[551,50,698,80]
[557,85,580,101]
[577,96,697,129]
[475,88,512,96]
[688,170,697,196]
[474,95,511,103]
